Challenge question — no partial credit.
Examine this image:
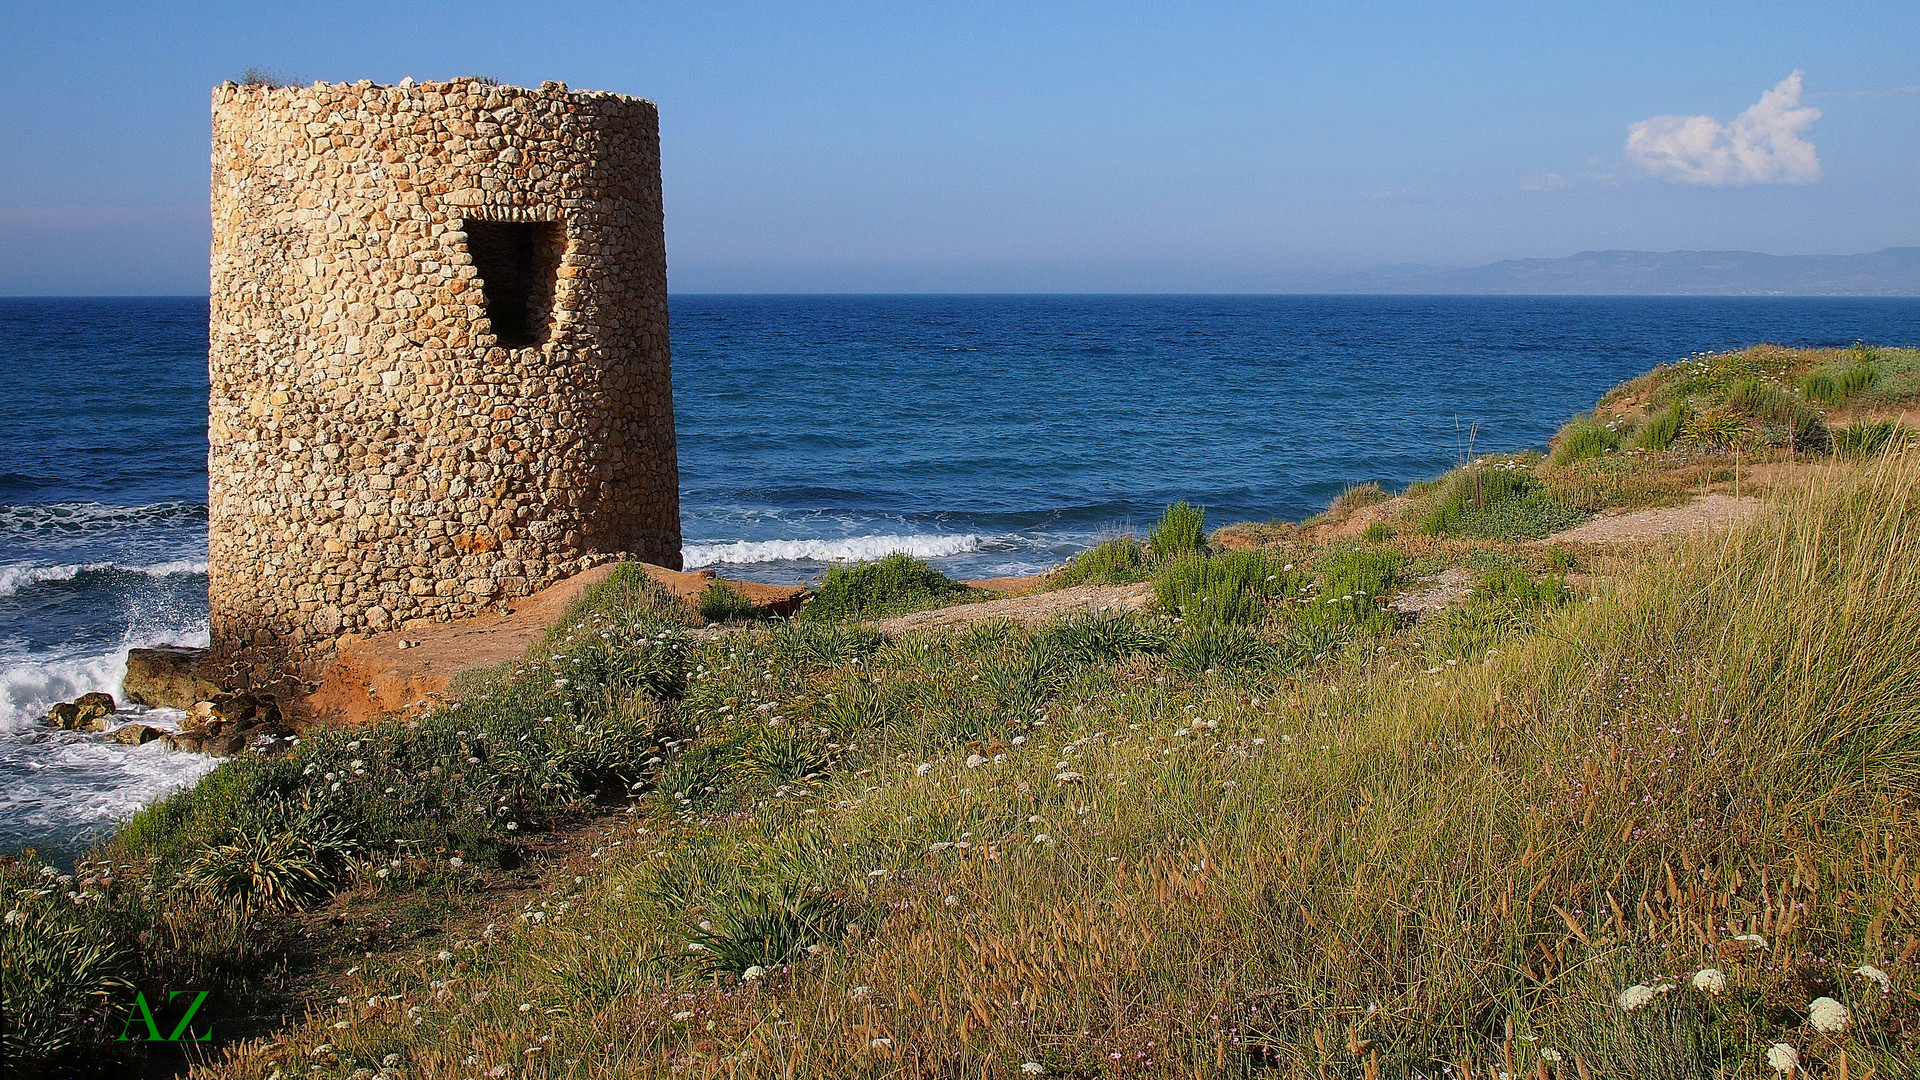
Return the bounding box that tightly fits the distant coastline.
[1298,246,1920,297]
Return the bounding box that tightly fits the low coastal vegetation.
[5,345,1920,1078]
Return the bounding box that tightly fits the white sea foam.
[0,559,208,598]
[682,533,982,568]
[1,624,217,855]
[1,623,210,735]
[0,500,206,535]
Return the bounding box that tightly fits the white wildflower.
[870,1037,893,1049]
[1691,968,1727,995]
[1539,1049,1561,1062]
[3,910,24,926]
[1022,1065,1046,1076]
[1808,996,1851,1033]
[1617,984,1658,1012]
[1055,771,1084,784]
[965,754,987,768]
[1733,933,1766,947]
[1033,834,1052,845]
[448,856,464,868]
[672,1010,694,1021]
[847,986,875,1001]
[1855,964,1893,993]
[915,762,933,776]
[1766,1043,1799,1074]
[742,965,767,981]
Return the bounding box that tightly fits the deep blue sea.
[7,292,1920,858]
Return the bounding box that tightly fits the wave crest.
[682,533,981,568]
[0,559,209,598]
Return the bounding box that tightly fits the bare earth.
[876,582,1156,635]
[300,563,806,724]
[1541,493,1763,545]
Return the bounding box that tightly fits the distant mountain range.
[1304,247,1920,296]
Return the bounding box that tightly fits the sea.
[6,293,1920,860]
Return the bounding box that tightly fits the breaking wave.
[682,533,982,568]
[0,559,209,598]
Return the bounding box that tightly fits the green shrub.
[1832,420,1905,460]
[802,553,971,622]
[1153,550,1300,626]
[699,580,758,623]
[1033,613,1173,666]
[1420,566,1573,659]
[1,860,138,1076]
[1360,521,1393,543]
[767,620,885,668]
[1146,501,1207,558]
[684,886,849,976]
[1803,365,1877,406]
[1051,535,1149,586]
[1326,482,1388,516]
[1419,467,1584,541]
[1298,546,1406,632]
[1841,363,1879,398]
[1631,403,1691,451]
[1168,624,1270,675]
[181,823,352,910]
[1678,407,1752,452]
[1800,372,1841,406]
[1552,417,1622,465]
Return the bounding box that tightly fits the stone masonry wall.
[209,77,679,687]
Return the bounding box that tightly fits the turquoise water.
[5,292,1920,857]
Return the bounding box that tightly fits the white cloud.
[1625,71,1821,186]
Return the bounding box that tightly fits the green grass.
[1419,464,1587,541]
[1153,548,1301,626]
[1050,534,1150,586]
[800,553,974,622]
[1832,419,1908,460]
[698,580,758,623]
[1630,401,1690,451]
[1551,415,1623,465]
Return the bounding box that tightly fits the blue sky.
[2,0,1916,293]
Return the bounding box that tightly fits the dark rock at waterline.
[109,723,167,745]
[166,692,292,757]
[123,646,224,709]
[191,692,282,729]
[47,692,117,731]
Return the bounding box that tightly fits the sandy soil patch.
[876,582,1155,635]
[1541,493,1763,545]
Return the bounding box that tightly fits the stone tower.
[208,77,679,687]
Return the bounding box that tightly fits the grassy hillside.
[6,345,1920,1079]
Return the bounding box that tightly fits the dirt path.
[1541,493,1763,545]
[876,581,1156,634]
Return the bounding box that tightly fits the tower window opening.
[463,220,564,348]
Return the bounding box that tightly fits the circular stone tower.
[208,77,679,688]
